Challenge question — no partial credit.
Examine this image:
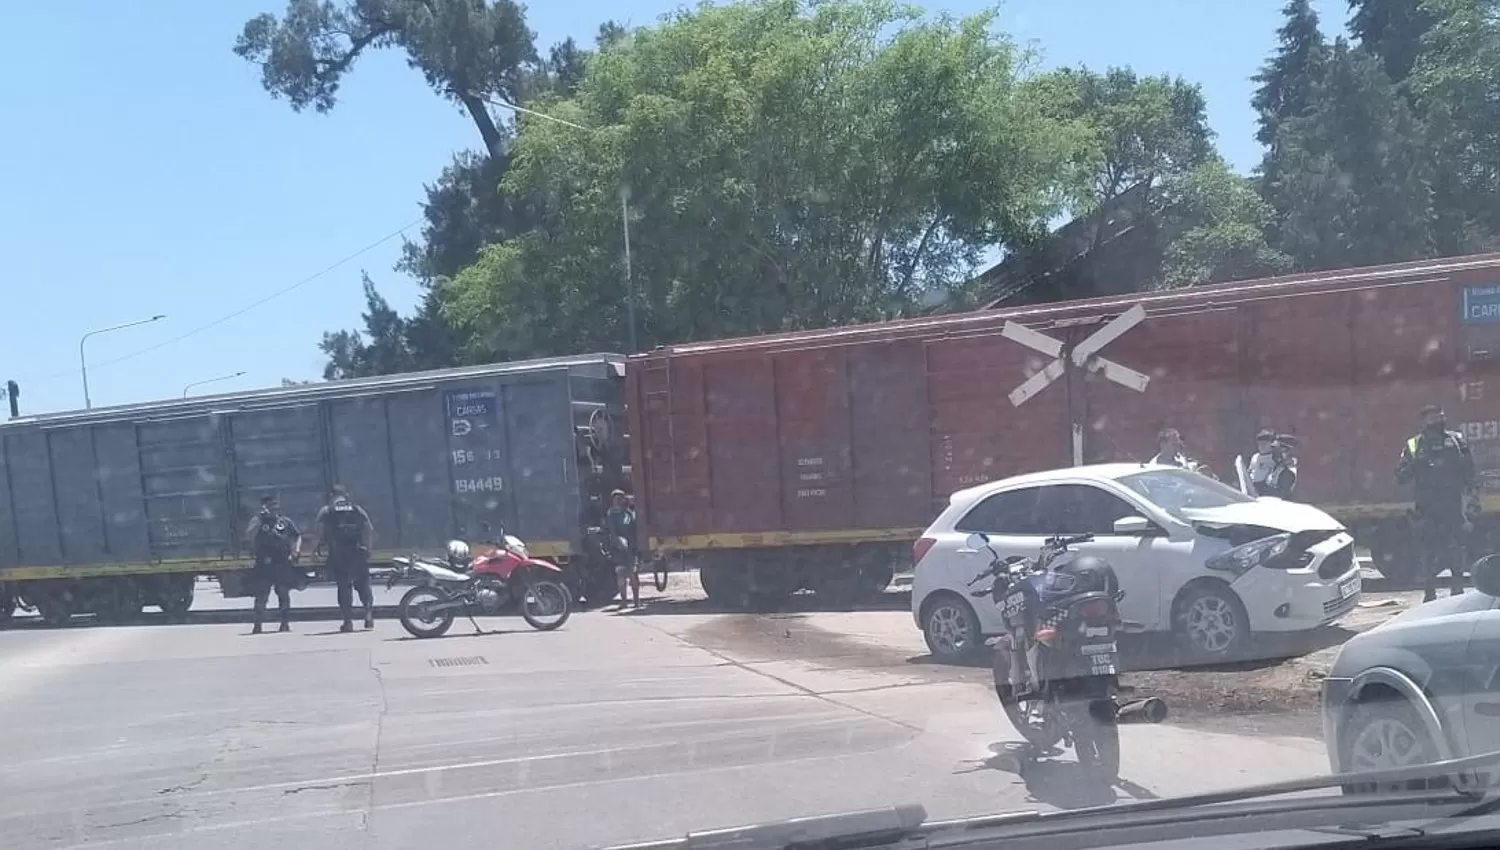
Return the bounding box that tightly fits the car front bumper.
[1235,533,1361,632]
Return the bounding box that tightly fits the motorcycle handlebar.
[1044,533,1095,548]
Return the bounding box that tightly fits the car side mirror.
[1113,515,1155,536]
[965,532,990,552]
[1473,554,1500,597]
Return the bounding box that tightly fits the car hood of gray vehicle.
[1379,590,1497,630]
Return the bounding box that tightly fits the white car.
[911,463,1362,663]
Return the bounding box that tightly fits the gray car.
[1322,555,1500,781]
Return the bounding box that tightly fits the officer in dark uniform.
[1397,404,1476,601]
[246,494,302,634]
[313,485,376,632]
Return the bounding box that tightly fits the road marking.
[42,740,902,850]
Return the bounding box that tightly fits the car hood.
[1379,589,1497,629]
[1179,499,1343,533]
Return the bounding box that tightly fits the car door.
[1453,597,1500,771]
[1027,483,1160,630]
[951,485,1046,635]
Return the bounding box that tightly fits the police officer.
[246,494,301,634]
[1248,429,1298,499]
[604,489,639,609]
[314,485,376,632]
[1397,404,1476,601]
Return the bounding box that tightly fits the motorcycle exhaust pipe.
[1114,697,1169,725]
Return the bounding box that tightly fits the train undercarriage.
[690,542,902,610]
[0,572,197,627]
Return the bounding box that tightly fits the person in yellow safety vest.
[1397,404,1476,602]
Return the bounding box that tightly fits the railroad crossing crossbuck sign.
[1001,304,1151,407]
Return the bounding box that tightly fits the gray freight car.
[0,354,629,625]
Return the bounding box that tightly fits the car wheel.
[922,593,982,663]
[1173,582,1249,663]
[1341,696,1445,794]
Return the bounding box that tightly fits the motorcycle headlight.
[1205,533,1292,577]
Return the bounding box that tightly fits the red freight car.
[625,252,1500,606]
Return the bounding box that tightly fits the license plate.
[1090,660,1118,676]
[1340,576,1360,599]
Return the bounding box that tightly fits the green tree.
[238,3,626,377]
[1265,39,1433,270]
[1349,0,1435,84]
[1409,0,1500,254]
[1155,158,1291,288]
[1048,67,1214,240]
[442,0,1091,358]
[1252,0,1329,151]
[235,0,538,154]
[320,274,420,379]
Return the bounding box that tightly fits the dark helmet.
[1054,553,1120,596]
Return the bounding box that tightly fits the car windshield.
[1116,468,1255,520]
[10,0,1494,847]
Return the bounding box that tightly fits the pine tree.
[1252,0,1329,150]
[1267,40,1433,270]
[1348,0,1435,84]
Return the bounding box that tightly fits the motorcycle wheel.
[652,558,669,593]
[1072,710,1121,784]
[398,586,455,638]
[992,649,1062,750]
[520,579,572,631]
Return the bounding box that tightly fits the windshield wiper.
[596,803,929,849]
[597,751,1500,850]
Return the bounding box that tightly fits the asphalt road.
[0,606,1336,850]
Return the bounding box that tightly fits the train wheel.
[160,576,195,623]
[34,594,74,628]
[97,583,144,625]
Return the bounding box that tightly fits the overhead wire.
[22,217,423,384]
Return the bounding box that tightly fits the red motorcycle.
[389,527,572,638]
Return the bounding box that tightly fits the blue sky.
[0,1,1346,414]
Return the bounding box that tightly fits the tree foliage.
[1156,158,1291,288]
[239,2,628,378]
[237,0,1500,378]
[235,0,537,153]
[1266,39,1434,270]
[440,0,1093,358]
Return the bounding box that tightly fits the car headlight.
[1205,533,1292,576]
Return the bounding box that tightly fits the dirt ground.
[632,566,1425,739]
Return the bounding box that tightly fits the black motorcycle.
[965,532,1166,782]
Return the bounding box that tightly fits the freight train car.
[0,354,630,625]
[626,252,1500,607]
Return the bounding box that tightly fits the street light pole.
[621,185,637,355]
[182,371,247,398]
[79,315,165,409]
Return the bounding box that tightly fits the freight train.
[626,252,1500,606]
[0,356,630,625]
[5,252,1498,624]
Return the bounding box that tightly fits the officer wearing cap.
[1397,404,1476,601]
[1248,429,1298,499]
[604,489,639,608]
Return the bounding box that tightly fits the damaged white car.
[911,463,1361,663]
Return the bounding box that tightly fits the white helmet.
[446,539,471,565]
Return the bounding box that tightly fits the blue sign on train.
[1462,284,1500,324]
[445,388,497,419]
